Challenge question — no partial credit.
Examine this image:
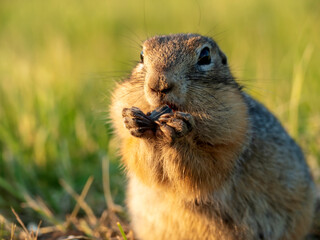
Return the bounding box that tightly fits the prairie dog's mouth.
[165,102,179,112]
[167,104,177,112]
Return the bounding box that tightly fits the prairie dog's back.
[110,33,316,240]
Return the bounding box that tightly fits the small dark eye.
[197,47,211,65]
[140,51,144,63]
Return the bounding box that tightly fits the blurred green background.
[0,0,319,225]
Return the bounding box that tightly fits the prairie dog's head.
[131,33,240,112]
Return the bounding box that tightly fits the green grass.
[0,0,319,235]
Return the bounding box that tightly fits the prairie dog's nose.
[147,74,174,94]
[149,82,173,94]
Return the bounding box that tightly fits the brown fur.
[110,33,316,240]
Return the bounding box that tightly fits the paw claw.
[123,107,156,138]
[156,111,194,142]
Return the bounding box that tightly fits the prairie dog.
[110,33,316,240]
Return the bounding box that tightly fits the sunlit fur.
[110,33,316,240]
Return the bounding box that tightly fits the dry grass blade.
[35,221,42,240]
[65,176,94,228]
[61,236,91,240]
[78,219,94,236]
[60,177,98,226]
[11,207,32,240]
[36,197,54,218]
[102,155,123,212]
[11,224,17,240]
[23,194,64,231]
[35,225,59,235]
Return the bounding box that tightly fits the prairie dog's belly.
[127,176,233,240]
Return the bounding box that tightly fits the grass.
[117,222,128,240]
[0,0,319,238]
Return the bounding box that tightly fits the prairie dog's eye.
[197,47,211,65]
[140,51,144,63]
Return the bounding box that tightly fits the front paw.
[157,112,194,143]
[122,107,155,138]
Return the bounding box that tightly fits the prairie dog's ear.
[218,49,227,65]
